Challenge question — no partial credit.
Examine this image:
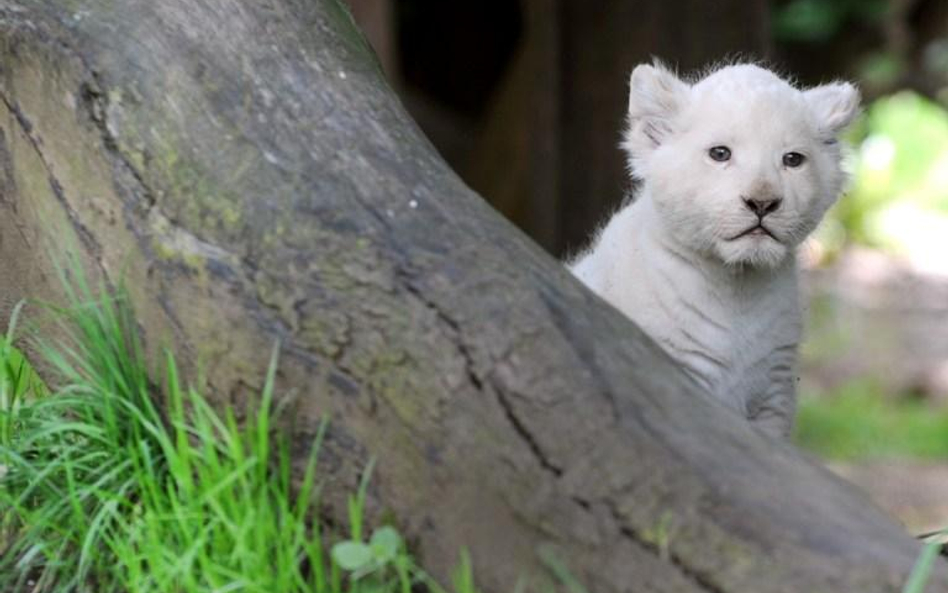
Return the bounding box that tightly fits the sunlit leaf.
[332,541,374,571]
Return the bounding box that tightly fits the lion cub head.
[622,62,860,269]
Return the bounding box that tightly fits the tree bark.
[0,2,941,592]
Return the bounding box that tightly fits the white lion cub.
[570,62,859,437]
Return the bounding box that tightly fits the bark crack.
[608,504,726,593]
[494,389,563,477]
[395,269,565,477]
[396,270,484,391]
[79,80,157,212]
[0,92,103,259]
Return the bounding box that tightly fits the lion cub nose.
[743,197,782,217]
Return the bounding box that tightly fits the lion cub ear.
[622,60,690,167]
[804,82,860,136]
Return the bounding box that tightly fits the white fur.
[570,61,859,437]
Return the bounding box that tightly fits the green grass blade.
[903,543,943,593]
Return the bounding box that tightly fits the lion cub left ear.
[804,82,860,136]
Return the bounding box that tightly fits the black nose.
[743,197,782,217]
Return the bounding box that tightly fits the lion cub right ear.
[803,81,861,138]
[622,61,690,171]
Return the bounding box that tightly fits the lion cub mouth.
[730,224,779,242]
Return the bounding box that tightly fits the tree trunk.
[0,1,941,592]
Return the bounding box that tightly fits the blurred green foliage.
[773,0,887,43]
[795,381,948,460]
[818,91,948,255]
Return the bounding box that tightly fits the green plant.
[107,350,334,593]
[902,539,945,593]
[0,276,158,591]
[0,302,46,444]
[0,266,487,593]
[328,464,484,593]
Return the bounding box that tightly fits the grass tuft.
[0,269,484,593]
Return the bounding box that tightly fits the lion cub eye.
[708,146,731,162]
[783,152,806,168]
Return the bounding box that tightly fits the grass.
[0,269,482,593]
[794,381,948,461]
[903,539,943,593]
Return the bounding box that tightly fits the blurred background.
[343,0,948,533]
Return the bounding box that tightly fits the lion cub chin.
[570,61,859,438]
